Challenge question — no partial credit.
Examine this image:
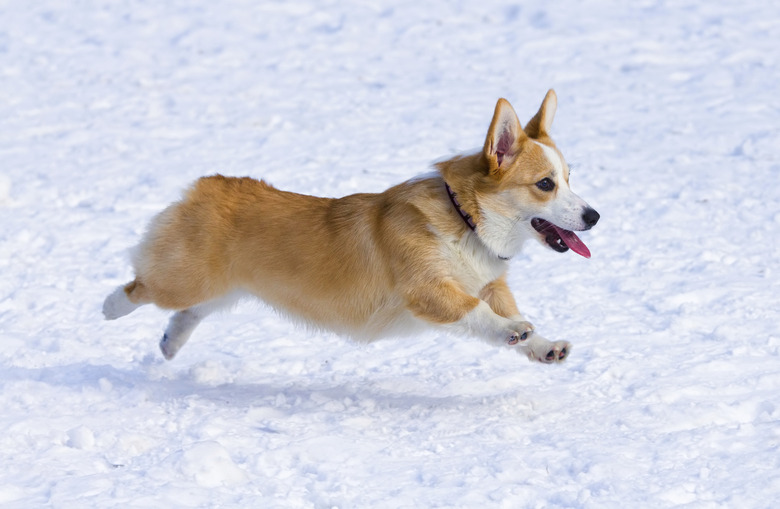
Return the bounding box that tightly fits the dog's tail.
[102,279,147,320]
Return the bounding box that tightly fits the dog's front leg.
[404,280,533,347]
[479,277,572,363]
[520,331,572,363]
[476,276,537,346]
[457,300,535,348]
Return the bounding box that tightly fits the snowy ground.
[2,0,780,507]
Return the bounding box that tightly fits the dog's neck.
[445,182,510,261]
[445,182,477,231]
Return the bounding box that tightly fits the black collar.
[444,182,510,261]
[445,182,477,231]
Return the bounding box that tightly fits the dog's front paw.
[505,321,534,346]
[523,335,572,364]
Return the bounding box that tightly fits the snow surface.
[1,0,779,507]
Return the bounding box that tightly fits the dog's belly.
[245,284,427,342]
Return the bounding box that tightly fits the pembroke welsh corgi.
[103,90,599,363]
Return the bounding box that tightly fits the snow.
[1,0,779,507]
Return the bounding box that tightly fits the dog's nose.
[582,208,600,229]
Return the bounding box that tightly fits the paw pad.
[543,346,569,362]
[507,330,530,346]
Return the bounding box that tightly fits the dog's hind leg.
[160,308,206,360]
[159,294,240,360]
[103,280,147,320]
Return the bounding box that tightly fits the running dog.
[103,90,599,363]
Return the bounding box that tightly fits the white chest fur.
[445,231,508,295]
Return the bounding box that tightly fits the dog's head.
[474,90,599,259]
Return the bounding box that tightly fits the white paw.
[102,286,139,320]
[523,335,572,363]
[159,333,178,361]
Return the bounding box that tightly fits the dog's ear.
[484,98,526,176]
[524,89,557,138]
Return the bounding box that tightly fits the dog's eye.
[536,178,555,192]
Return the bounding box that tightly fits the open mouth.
[531,218,591,258]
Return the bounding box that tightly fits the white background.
[1,1,779,507]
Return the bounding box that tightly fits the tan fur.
[478,276,520,318]
[125,175,480,335]
[104,89,595,363]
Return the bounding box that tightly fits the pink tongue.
[552,225,591,258]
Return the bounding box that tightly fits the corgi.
[103,89,599,364]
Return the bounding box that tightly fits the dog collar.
[445,182,477,231]
[445,182,510,261]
